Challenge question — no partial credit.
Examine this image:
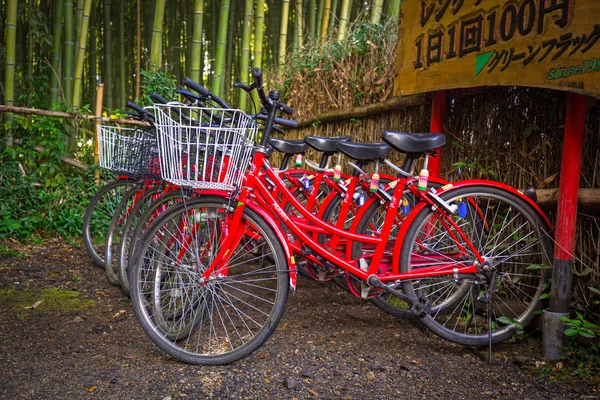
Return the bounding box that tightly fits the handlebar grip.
[127,101,147,115]
[176,88,202,102]
[274,117,298,128]
[182,77,211,97]
[150,92,169,104]
[279,103,294,116]
[251,68,263,87]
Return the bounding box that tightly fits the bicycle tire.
[105,184,143,286]
[116,185,164,296]
[400,185,552,346]
[82,178,136,267]
[130,196,290,365]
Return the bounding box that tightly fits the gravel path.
[0,240,597,399]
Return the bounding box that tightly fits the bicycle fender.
[433,180,553,229]
[245,201,298,291]
[390,180,553,275]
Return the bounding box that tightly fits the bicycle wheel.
[117,186,170,296]
[400,185,552,346]
[82,178,136,267]
[105,184,143,286]
[130,197,289,365]
[124,190,191,293]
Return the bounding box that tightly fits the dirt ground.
[0,239,598,400]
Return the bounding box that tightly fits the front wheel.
[400,185,552,346]
[130,197,289,365]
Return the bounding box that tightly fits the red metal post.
[429,91,446,178]
[550,93,587,313]
[544,92,587,361]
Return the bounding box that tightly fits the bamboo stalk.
[103,0,113,109]
[370,0,384,24]
[212,0,231,97]
[150,0,167,71]
[278,0,290,73]
[4,0,17,147]
[337,0,350,43]
[319,0,332,51]
[189,0,205,84]
[251,0,265,107]
[295,0,303,50]
[239,0,253,111]
[63,0,75,106]
[135,0,141,99]
[50,0,64,105]
[73,0,93,111]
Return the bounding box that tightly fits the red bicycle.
[129,69,553,365]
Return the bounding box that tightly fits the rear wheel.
[130,197,289,365]
[400,186,552,346]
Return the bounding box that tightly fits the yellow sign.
[394,0,600,97]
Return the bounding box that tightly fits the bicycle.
[127,68,553,365]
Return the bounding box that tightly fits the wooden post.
[429,91,446,178]
[543,92,588,360]
[94,83,104,185]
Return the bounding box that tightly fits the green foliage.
[560,312,599,339]
[138,69,178,106]
[557,313,600,379]
[0,115,105,240]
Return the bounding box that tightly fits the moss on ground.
[0,287,94,316]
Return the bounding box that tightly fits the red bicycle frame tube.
[201,152,479,283]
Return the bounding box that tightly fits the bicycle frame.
[200,151,482,285]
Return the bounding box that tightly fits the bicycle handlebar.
[182,77,231,109]
[176,87,202,104]
[252,114,298,129]
[127,101,147,115]
[182,77,211,97]
[150,92,169,104]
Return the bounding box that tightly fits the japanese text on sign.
[394,0,600,97]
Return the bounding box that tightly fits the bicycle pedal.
[360,282,371,299]
[318,271,328,282]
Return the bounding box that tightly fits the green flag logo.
[475,51,495,77]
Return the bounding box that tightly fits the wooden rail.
[0,105,150,127]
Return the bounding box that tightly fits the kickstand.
[487,271,496,364]
[487,294,493,364]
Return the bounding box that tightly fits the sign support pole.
[543,92,587,360]
[429,90,446,178]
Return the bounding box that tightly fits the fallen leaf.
[85,386,97,392]
[24,300,42,309]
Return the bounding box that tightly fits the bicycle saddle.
[381,131,446,154]
[269,138,309,154]
[304,136,351,153]
[335,141,392,161]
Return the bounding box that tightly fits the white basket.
[152,104,258,191]
[97,125,160,177]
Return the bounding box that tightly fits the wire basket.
[151,104,258,191]
[97,125,161,179]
